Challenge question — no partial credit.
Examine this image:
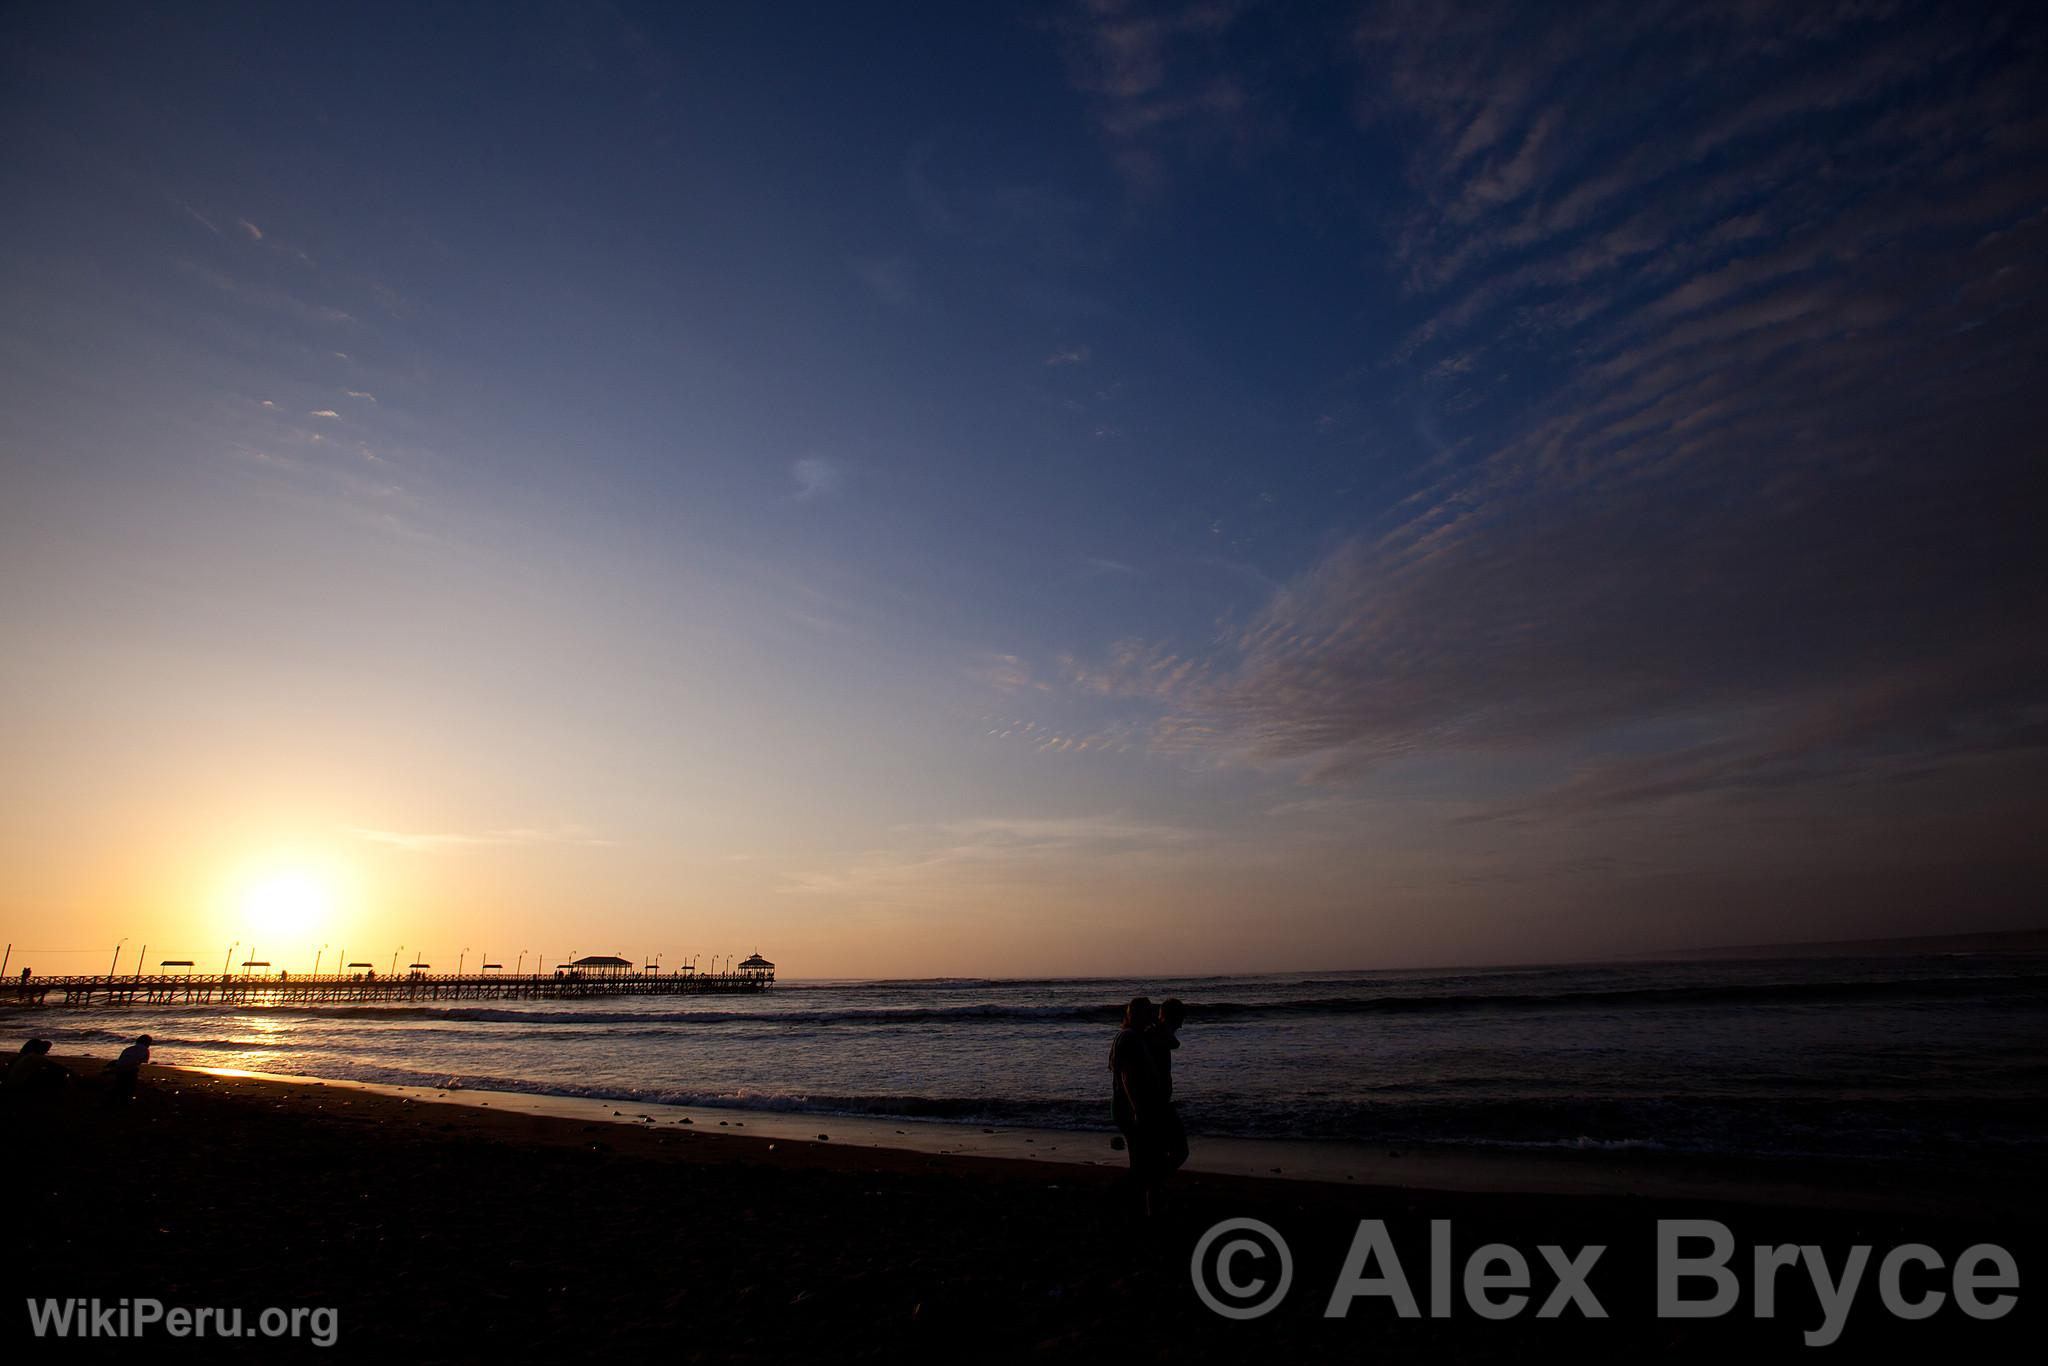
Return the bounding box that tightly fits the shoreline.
[9,1053,2039,1358]
[171,1061,2042,1222]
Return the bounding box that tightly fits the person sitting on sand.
[106,1034,151,1104]
[1109,997,1166,1214]
[4,1038,69,1098]
[1148,998,1190,1176]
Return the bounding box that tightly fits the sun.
[240,870,333,940]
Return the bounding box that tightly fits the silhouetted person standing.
[1149,998,1190,1174]
[1109,997,1165,1215]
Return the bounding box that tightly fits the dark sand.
[5,1057,2039,1361]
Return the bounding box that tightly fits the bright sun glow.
[240,870,333,940]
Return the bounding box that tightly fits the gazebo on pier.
[568,954,635,979]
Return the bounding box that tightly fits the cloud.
[974,708,1141,754]
[1045,344,1092,366]
[1057,0,1266,191]
[1035,3,2048,820]
[179,261,355,324]
[967,653,1045,693]
[172,199,220,234]
[308,409,340,419]
[790,456,843,501]
[1358,0,2025,337]
[1057,325,2047,794]
[343,825,614,852]
[224,438,421,534]
[238,218,263,240]
[345,390,377,402]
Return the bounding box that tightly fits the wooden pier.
[2,968,774,1009]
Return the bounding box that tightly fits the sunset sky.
[2,2,2043,979]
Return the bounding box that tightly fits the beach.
[6,1057,2038,1361]
[9,2,2047,1359]
[35,957,2048,1163]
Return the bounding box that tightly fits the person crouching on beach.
[1148,998,1189,1176]
[4,1038,69,1100]
[1110,997,1166,1216]
[106,1034,151,1104]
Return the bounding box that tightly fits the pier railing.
[2,970,774,1008]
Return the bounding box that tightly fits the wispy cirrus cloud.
[172,199,220,234]
[178,261,355,324]
[1056,0,1266,192]
[966,653,1046,694]
[978,714,1138,755]
[1033,1,2048,824]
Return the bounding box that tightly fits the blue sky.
[2,2,2044,975]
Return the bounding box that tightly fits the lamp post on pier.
[108,938,127,980]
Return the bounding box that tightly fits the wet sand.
[184,1063,2036,1221]
[6,1057,2040,1360]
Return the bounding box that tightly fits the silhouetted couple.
[1108,996,1188,1216]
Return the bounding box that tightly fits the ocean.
[32,953,2048,1166]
